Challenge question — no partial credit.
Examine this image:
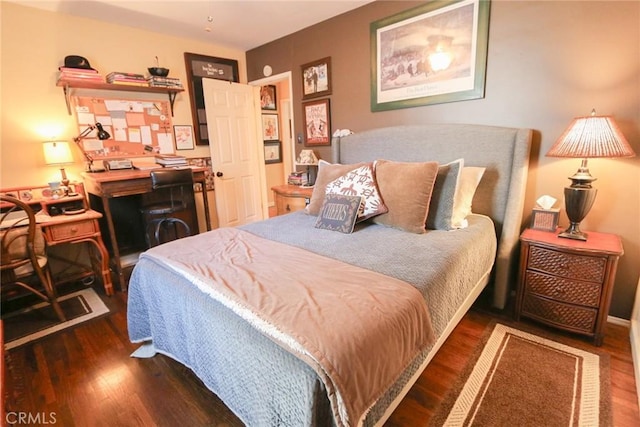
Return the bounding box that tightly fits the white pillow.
[451,166,485,228]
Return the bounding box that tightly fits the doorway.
[250,72,294,213]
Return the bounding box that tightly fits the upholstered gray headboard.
[332,124,532,309]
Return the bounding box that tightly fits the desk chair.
[141,168,195,247]
[0,195,65,322]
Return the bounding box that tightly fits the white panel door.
[203,78,267,227]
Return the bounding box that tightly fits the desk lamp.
[296,149,319,186]
[546,109,635,241]
[43,140,74,195]
[73,122,111,172]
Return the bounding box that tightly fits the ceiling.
[10,0,375,51]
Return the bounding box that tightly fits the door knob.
[216,172,223,177]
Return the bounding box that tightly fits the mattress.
[128,212,497,426]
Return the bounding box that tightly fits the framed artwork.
[260,85,277,110]
[261,114,280,141]
[264,141,282,164]
[184,52,240,145]
[303,98,331,146]
[370,0,491,111]
[301,57,332,100]
[174,125,195,150]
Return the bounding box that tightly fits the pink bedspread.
[142,227,435,426]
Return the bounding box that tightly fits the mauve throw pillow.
[372,160,439,234]
[305,160,368,216]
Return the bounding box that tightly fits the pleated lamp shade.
[547,112,635,159]
[545,110,635,241]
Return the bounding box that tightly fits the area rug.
[429,322,611,427]
[2,288,109,350]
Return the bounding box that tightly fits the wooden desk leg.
[92,234,113,296]
[72,236,114,296]
[102,195,126,292]
[200,182,212,231]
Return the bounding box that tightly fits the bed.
[127,123,532,426]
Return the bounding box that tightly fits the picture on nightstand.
[530,207,559,231]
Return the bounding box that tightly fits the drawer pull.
[286,204,291,212]
[71,226,78,233]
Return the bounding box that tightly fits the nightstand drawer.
[528,246,606,282]
[48,220,97,241]
[525,270,601,307]
[522,293,597,333]
[276,195,308,215]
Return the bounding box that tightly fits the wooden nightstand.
[272,185,313,216]
[515,228,623,346]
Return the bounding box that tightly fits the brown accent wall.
[247,0,640,319]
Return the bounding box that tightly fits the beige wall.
[0,1,249,231]
[247,0,640,319]
[0,1,245,188]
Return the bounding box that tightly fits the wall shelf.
[57,79,184,116]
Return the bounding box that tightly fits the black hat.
[60,55,96,71]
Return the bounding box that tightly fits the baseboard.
[631,319,640,411]
[608,315,631,327]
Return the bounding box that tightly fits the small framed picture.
[301,57,332,100]
[260,85,277,110]
[174,125,195,150]
[264,141,282,164]
[303,98,331,146]
[530,208,560,232]
[262,114,280,141]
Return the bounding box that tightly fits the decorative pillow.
[426,158,464,230]
[314,194,363,234]
[451,166,486,228]
[372,160,439,234]
[325,164,387,222]
[305,160,367,216]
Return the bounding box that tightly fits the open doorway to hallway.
[249,72,294,213]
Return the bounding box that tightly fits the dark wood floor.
[3,285,639,426]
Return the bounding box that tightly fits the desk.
[38,210,114,296]
[82,167,212,291]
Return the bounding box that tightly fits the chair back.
[1,195,66,321]
[151,168,194,190]
[0,195,45,282]
[150,169,194,210]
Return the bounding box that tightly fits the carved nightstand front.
[515,228,623,346]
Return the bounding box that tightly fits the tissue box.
[530,207,559,232]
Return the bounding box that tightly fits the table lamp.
[296,149,319,186]
[43,140,74,194]
[73,122,111,172]
[546,109,635,241]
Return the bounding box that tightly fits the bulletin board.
[71,95,176,159]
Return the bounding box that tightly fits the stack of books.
[147,76,183,89]
[155,154,188,167]
[287,171,307,186]
[133,161,162,171]
[58,67,104,83]
[106,71,147,86]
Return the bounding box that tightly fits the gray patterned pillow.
[426,158,463,230]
